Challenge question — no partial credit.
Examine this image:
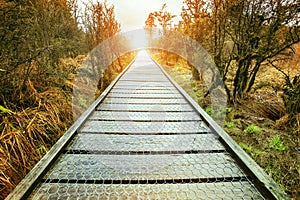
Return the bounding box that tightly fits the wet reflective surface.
[30,51,264,199]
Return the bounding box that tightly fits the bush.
[281,74,300,126]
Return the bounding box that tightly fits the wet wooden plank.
[43,153,244,181]
[107,93,183,98]
[89,111,200,121]
[121,76,168,80]
[110,89,179,94]
[114,82,174,87]
[66,134,225,152]
[119,79,170,82]
[97,104,194,112]
[102,98,188,104]
[30,182,264,200]
[79,121,210,134]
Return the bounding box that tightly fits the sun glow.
[125,29,149,49]
[87,0,183,32]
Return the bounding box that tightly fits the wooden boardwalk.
[7,51,288,199]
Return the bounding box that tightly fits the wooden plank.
[120,78,169,82]
[126,70,163,74]
[89,111,200,121]
[30,182,264,199]
[97,104,194,112]
[79,121,211,134]
[121,75,168,79]
[124,72,163,75]
[113,86,176,90]
[66,134,225,151]
[102,98,188,104]
[107,93,183,98]
[114,82,174,87]
[110,89,178,94]
[126,67,162,72]
[112,86,176,90]
[124,73,163,76]
[43,153,245,181]
[119,79,170,82]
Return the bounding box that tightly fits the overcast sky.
[94,0,183,32]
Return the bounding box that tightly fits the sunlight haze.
[88,0,183,32]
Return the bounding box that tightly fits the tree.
[181,0,211,80]
[152,3,176,31]
[209,0,300,102]
[145,4,176,63]
[208,0,233,98]
[82,1,121,79]
[0,0,87,198]
[0,0,85,106]
[145,13,156,29]
[83,1,120,50]
[181,0,210,44]
[145,13,156,44]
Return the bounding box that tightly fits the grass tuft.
[244,124,262,134]
[268,136,287,152]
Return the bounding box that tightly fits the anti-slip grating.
[26,51,268,199]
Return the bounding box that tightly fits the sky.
[96,0,183,32]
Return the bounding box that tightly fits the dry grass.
[0,87,73,199]
[0,77,75,194]
[0,55,84,199]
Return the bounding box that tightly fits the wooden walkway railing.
[6,50,289,200]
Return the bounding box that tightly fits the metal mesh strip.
[102,98,188,104]
[97,104,194,112]
[66,134,224,152]
[110,89,179,94]
[89,111,200,121]
[43,153,245,180]
[79,121,211,134]
[107,93,183,98]
[30,182,264,200]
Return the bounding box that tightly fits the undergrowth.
[150,49,300,199]
[0,52,136,199]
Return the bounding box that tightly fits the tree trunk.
[192,65,200,81]
[233,59,250,100]
[246,63,261,93]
